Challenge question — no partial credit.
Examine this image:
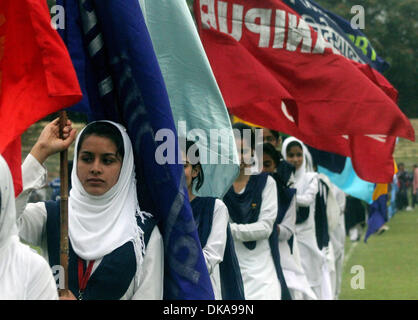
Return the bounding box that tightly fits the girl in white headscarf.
[262,143,317,300]
[16,119,163,300]
[223,123,281,300]
[281,137,324,299]
[0,155,58,300]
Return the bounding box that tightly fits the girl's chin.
[84,186,107,196]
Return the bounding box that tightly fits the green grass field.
[338,118,418,300]
[340,206,418,300]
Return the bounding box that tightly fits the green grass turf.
[340,206,418,300]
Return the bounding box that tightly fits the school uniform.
[190,197,244,300]
[16,122,163,300]
[272,173,317,300]
[329,184,346,299]
[282,137,325,299]
[0,155,58,300]
[223,173,282,300]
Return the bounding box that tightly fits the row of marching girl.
[2,118,287,300]
[184,123,288,300]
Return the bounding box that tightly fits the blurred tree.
[186,0,193,11]
[47,0,56,9]
[314,0,418,118]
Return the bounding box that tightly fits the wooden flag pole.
[58,110,69,297]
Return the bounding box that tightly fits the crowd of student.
[392,163,417,212]
[0,118,351,300]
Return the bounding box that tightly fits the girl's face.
[235,137,253,169]
[262,153,276,173]
[286,145,303,170]
[182,152,200,189]
[77,135,122,196]
[263,129,280,148]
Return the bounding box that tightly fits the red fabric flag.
[193,0,414,183]
[349,134,397,183]
[2,138,22,196]
[0,0,82,195]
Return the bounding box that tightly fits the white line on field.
[343,241,359,267]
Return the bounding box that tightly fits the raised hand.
[30,118,77,164]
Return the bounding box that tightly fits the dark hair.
[232,122,255,151]
[285,140,303,154]
[185,140,204,192]
[77,122,125,159]
[262,143,282,168]
[265,128,280,141]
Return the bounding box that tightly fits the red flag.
[349,134,396,183]
[193,0,414,183]
[0,0,82,194]
[2,138,22,196]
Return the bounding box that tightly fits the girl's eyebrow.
[79,151,119,158]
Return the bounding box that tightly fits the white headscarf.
[69,121,145,276]
[0,155,57,299]
[0,155,19,256]
[281,137,316,188]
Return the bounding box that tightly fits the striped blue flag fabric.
[57,0,214,300]
[319,4,389,73]
[284,0,390,72]
[139,0,239,199]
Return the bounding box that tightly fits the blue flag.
[319,5,389,73]
[56,0,92,117]
[306,145,346,174]
[283,0,389,70]
[57,0,214,300]
[364,185,389,242]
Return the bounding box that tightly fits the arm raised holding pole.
[29,115,77,299]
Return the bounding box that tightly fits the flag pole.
[58,110,69,297]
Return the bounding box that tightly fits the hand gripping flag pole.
[59,110,69,296]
